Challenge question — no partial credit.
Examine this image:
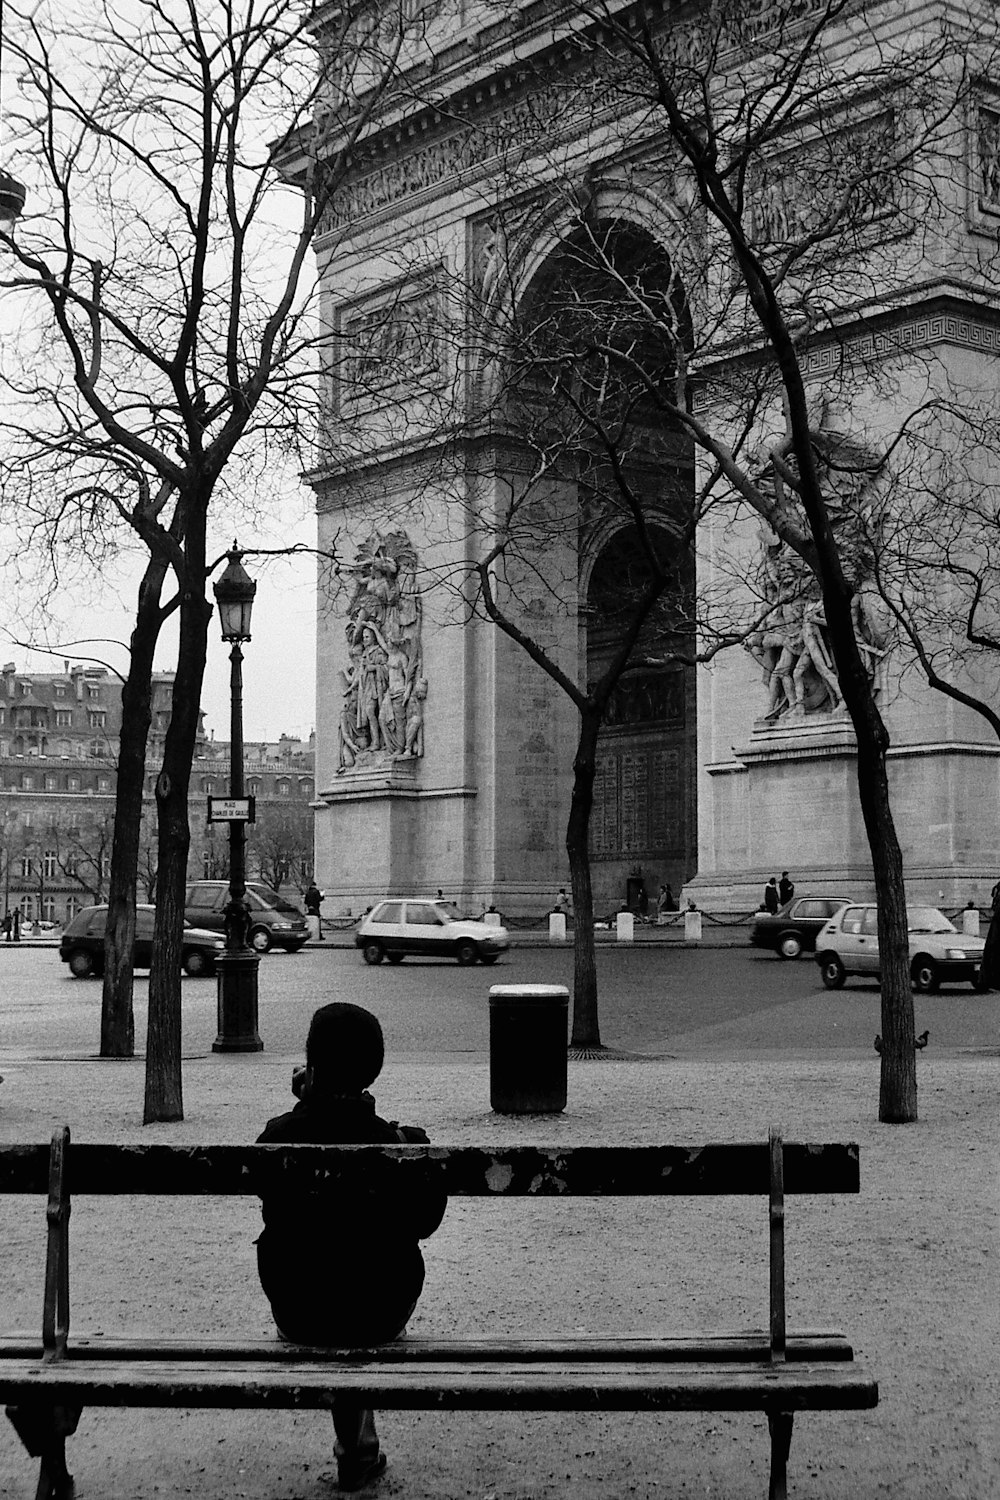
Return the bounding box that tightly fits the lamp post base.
[213,951,263,1052]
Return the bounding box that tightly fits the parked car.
[59,904,225,978]
[815,903,986,991]
[183,880,310,953]
[356,899,509,966]
[750,895,855,959]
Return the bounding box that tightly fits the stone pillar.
[684,908,703,942]
[962,907,981,937]
[616,910,634,942]
[548,912,567,943]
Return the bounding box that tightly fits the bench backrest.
[1,1128,860,1369]
[0,1137,859,1196]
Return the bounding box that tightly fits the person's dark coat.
[256,1092,447,1345]
[763,882,779,915]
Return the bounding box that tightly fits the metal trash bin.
[489,984,568,1114]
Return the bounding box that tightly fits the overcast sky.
[0,519,318,746]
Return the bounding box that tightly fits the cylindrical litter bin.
[489,984,568,1114]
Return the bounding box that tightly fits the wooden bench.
[0,1127,877,1499]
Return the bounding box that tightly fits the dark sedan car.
[750,895,855,959]
[59,904,225,978]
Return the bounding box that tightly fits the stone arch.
[471,175,696,414]
[500,210,697,910]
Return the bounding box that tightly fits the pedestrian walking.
[778,871,795,905]
[763,878,779,915]
[303,881,324,942]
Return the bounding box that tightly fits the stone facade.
[298,0,1000,915]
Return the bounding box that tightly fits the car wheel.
[387,952,405,964]
[777,933,803,960]
[455,939,478,966]
[480,953,500,965]
[249,926,272,954]
[183,948,210,977]
[911,956,940,993]
[819,954,846,990]
[362,940,385,965]
[68,948,95,978]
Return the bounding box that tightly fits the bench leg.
[767,1410,794,1500]
[6,1404,79,1500]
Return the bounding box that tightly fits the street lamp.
[0,170,26,235]
[211,544,263,1053]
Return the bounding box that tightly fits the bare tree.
[0,0,429,1118]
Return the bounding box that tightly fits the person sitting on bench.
[255,1002,448,1492]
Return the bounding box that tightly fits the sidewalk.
[1,1051,996,1498]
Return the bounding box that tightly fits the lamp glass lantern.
[213,548,256,643]
[0,169,26,236]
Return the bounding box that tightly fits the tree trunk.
[101,557,168,1057]
[757,302,918,1123]
[143,540,213,1124]
[567,707,601,1048]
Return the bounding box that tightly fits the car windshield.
[247,884,301,914]
[433,901,463,920]
[906,906,957,934]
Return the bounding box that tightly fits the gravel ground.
[0,1052,997,1499]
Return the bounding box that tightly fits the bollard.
[684,908,702,941]
[305,915,321,943]
[548,911,567,943]
[484,910,502,928]
[616,911,635,942]
[489,984,568,1114]
[962,908,981,937]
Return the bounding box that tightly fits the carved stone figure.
[336,531,425,771]
[746,436,892,723]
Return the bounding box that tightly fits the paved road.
[2,942,997,1062]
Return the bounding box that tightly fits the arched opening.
[511,218,697,911]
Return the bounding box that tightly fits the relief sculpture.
[746,439,892,721]
[336,531,425,771]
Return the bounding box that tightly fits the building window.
[54,684,67,699]
[56,710,72,727]
[87,685,101,700]
[88,711,106,729]
[43,896,56,922]
[277,781,290,796]
[0,708,4,725]
[97,775,111,792]
[19,895,34,919]
[65,853,78,877]
[43,850,57,879]
[248,780,259,795]
[44,774,57,791]
[65,895,82,921]
[19,682,30,696]
[68,775,80,791]
[22,773,34,791]
[19,855,33,878]
[203,779,215,795]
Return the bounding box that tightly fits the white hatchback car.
[355,899,509,966]
[815,903,986,992]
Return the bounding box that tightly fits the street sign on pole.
[207,796,256,823]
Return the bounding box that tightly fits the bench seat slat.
[0,1359,879,1412]
[0,1332,855,1363]
[0,1142,861,1196]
